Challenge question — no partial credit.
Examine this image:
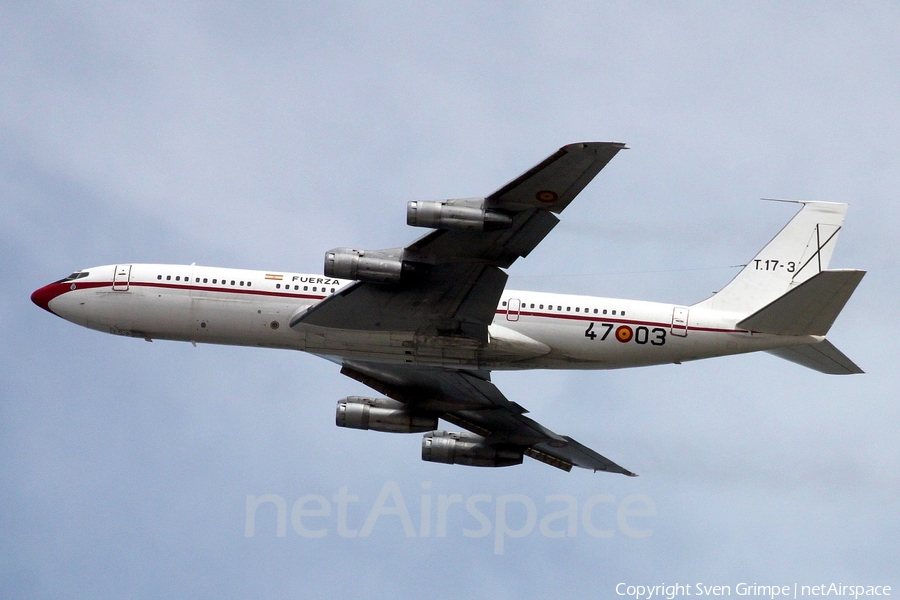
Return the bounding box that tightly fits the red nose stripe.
[31,283,71,314]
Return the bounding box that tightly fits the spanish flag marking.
[615,326,633,343]
[265,274,283,281]
[536,190,559,203]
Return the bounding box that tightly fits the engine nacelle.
[421,430,523,468]
[336,396,438,434]
[407,199,512,232]
[324,248,426,284]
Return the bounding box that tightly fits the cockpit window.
[58,271,89,283]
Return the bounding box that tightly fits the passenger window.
[603,309,607,314]
[621,311,625,316]
[203,278,208,283]
[304,286,308,291]
[539,304,544,309]
[157,275,162,280]
[231,280,235,285]
[567,307,571,312]
[593,309,598,314]
[612,310,617,315]
[247,282,251,287]
[331,288,335,293]
[530,304,534,308]
[276,284,281,289]
[166,275,171,281]
[502,301,507,307]
[212,279,217,284]
[240,281,244,286]
[575,307,580,312]
[557,306,562,311]
[195,278,199,283]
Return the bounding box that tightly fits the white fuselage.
[34,263,819,371]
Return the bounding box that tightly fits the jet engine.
[324,248,427,284]
[407,199,512,232]
[335,396,437,434]
[421,430,523,467]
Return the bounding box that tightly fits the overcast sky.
[2,2,898,598]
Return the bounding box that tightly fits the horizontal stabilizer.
[766,340,863,374]
[737,269,865,336]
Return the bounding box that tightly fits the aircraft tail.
[695,201,853,314]
[694,201,865,375]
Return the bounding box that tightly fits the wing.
[341,360,636,475]
[294,142,626,341]
[293,143,629,473]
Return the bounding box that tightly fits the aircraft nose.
[31,282,68,314]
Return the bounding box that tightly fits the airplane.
[31,142,865,476]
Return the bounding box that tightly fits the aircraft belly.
[293,324,555,367]
[72,286,309,347]
[184,297,308,347]
[481,324,551,364]
[92,288,192,338]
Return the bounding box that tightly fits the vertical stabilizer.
[695,201,848,314]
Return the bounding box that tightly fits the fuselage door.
[506,298,521,322]
[671,306,689,337]
[113,264,132,291]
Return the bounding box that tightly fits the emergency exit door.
[112,264,132,291]
[671,306,688,337]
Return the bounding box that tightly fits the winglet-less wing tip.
[595,468,638,477]
[563,141,629,152]
[564,141,628,146]
[487,141,629,215]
